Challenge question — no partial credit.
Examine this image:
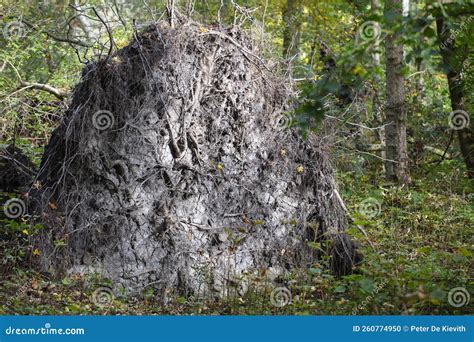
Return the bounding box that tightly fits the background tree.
[436,15,474,178]
[282,0,302,59]
[384,0,410,184]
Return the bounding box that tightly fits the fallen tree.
[31,21,358,298]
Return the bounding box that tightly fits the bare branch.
[19,81,68,100]
[22,19,91,47]
[167,0,175,28]
[91,7,114,60]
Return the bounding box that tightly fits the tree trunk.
[371,0,381,66]
[370,0,386,163]
[167,0,175,28]
[412,0,426,103]
[70,0,96,40]
[384,0,410,184]
[282,0,302,59]
[436,18,474,178]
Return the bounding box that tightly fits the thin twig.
[91,7,114,60]
[22,19,91,47]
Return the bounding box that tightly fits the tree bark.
[412,0,426,103]
[70,0,96,40]
[384,0,410,184]
[370,0,386,163]
[371,0,382,66]
[282,0,302,59]
[167,0,175,28]
[436,18,474,178]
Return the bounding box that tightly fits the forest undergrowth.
[1,154,472,315]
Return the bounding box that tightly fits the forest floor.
[1,158,472,315]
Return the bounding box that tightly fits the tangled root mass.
[32,21,358,297]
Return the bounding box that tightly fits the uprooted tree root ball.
[30,21,359,298]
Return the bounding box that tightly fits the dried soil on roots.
[31,21,358,298]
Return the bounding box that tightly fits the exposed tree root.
[30,20,359,298]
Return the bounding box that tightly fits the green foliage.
[0,0,472,316]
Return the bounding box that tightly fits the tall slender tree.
[436,18,474,178]
[384,0,410,184]
[282,0,302,59]
[371,0,386,162]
